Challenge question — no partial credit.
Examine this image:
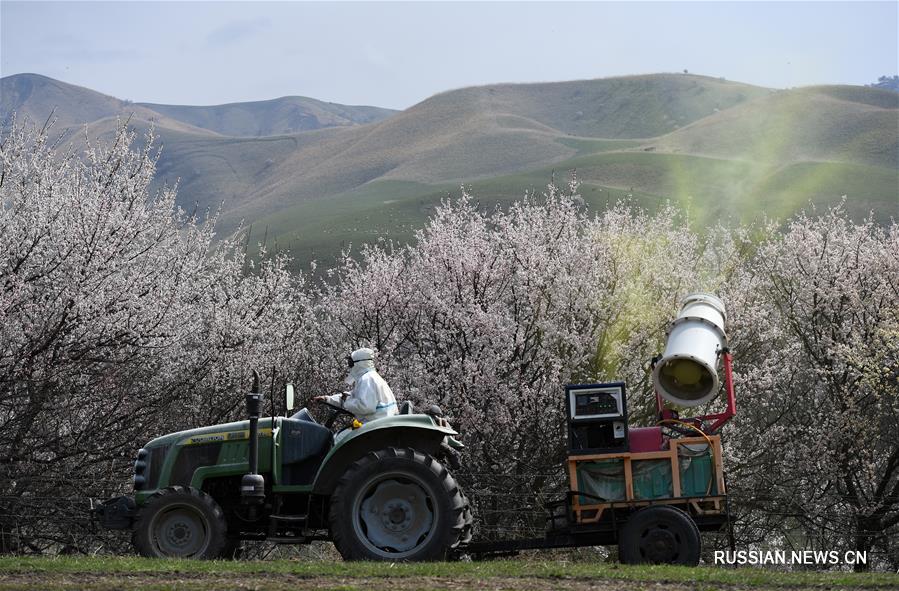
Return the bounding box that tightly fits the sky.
[1,1,897,110]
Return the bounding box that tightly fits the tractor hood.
[143,417,276,449]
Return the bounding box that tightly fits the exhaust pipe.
[241,369,265,504]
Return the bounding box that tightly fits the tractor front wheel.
[329,447,465,561]
[618,505,701,565]
[132,486,228,559]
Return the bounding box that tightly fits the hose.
[657,419,716,496]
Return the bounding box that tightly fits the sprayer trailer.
[470,295,736,564]
[93,293,734,565]
[465,430,731,564]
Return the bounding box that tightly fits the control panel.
[566,382,628,454]
[570,386,624,420]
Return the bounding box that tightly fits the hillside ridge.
[1,72,894,270]
[1,73,396,137]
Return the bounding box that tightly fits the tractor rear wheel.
[457,492,474,545]
[329,447,465,561]
[132,486,228,559]
[618,505,701,565]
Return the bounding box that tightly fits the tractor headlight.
[134,448,152,490]
[133,448,149,490]
[132,445,169,492]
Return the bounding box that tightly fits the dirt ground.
[0,572,892,591]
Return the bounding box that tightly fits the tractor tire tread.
[454,491,474,548]
[329,447,465,561]
[132,486,228,559]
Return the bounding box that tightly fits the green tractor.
[94,372,471,560]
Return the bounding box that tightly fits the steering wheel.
[315,397,354,430]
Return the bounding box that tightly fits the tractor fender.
[312,418,456,495]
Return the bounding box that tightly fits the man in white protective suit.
[314,348,397,433]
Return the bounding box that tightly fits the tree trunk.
[852,515,875,572]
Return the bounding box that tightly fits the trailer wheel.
[132,486,227,559]
[618,505,701,566]
[330,447,465,561]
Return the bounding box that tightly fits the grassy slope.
[1,74,123,131]
[1,73,396,138]
[226,75,769,226]
[465,74,770,139]
[256,149,897,271]
[0,556,896,591]
[244,82,895,269]
[3,73,895,269]
[64,117,364,221]
[1,74,224,139]
[1,73,397,220]
[138,97,397,137]
[655,86,899,168]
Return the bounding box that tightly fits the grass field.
[1,556,897,591]
[251,147,898,273]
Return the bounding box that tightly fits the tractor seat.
[399,401,414,415]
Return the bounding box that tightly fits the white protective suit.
[325,348,397,423]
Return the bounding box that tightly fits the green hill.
[242,81,896,268]
[2,73,124,131]
[1,73,394,138]
[0,73,219,137]
[2,73,895,271]
[655,85,899,168]
[214,74,771,229]
[255,151,898,269]
[441,74,770,138]
[138,96,396,137]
